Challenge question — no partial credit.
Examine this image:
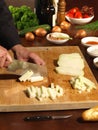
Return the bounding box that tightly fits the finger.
[6,53,12,62]
[29,53,45,65]
[0,55,6,68]
[16,57,28,62]
[0,46,7,57]
[4,54,13,67]
[0,50,6,57]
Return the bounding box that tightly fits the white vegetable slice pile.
[26,83,64,101]
[70,76,96,93]
[19,70,44,82]
[55,53,85,76]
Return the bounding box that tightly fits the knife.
[7,59,47,76]
[24,115,72,121]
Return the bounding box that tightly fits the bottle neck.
[40,0,53,7]
[41,0,55,15]
[37,0,55,27]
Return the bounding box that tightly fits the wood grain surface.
[0,46,97,112]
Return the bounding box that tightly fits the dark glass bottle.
[36,0,55,27]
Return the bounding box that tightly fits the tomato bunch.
[66,6,93,19]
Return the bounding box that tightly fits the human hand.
[11,44,45,65]
[0,46,12,67]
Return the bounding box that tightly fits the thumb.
[6,53,13,62]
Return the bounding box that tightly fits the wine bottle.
[36,0,55,27]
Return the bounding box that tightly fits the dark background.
[5,0,98,20]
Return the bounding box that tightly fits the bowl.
[93,57,98,68]
[46,32,71,44]
[81,36,98,47]
[65,15,94,25]
[87,45,98,57]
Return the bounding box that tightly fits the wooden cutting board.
[0,46,98,112]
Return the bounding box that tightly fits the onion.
[52,26,62,33]
[60,21,71,31]
[25,32,35,41]
[34,28,47,37]
[75,29,87,38]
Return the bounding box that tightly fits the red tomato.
[74,11,82,18]
[68,7,79,15]
[66,12,74,18]
[83,14,90,18]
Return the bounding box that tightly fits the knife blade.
[24,115,72,121]
[7,59,47,76]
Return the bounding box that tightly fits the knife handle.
[24,116,52,121]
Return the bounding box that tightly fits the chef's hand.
[11,44,45,65]
[0,46,12,67]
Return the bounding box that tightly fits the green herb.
[9,5,39,30]
[75,20,98,31]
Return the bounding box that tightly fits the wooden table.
[0,36,97,130]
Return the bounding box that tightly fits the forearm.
[11,44,24,52]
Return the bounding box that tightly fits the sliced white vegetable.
[47,88,57,100]
[19,70,34,82]
[70,76,96,92]
[80,76,96,88]
[56,53,84,76]
[26,83,63,101]
[30,86,37,98]
[41,86,48,98]
[57,53,84,69]
[56,66,84,76]
[36,87,42,101]
[55,85,64,96]
[19,70,44,82]
[28,75,44,82]
[26,87,36,98]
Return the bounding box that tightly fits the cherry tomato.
[66,12,74,18]
[74,11,82,18]
[68,7,79,15]
[83,14,90,18]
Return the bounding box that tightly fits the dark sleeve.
[0,0,21,50]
